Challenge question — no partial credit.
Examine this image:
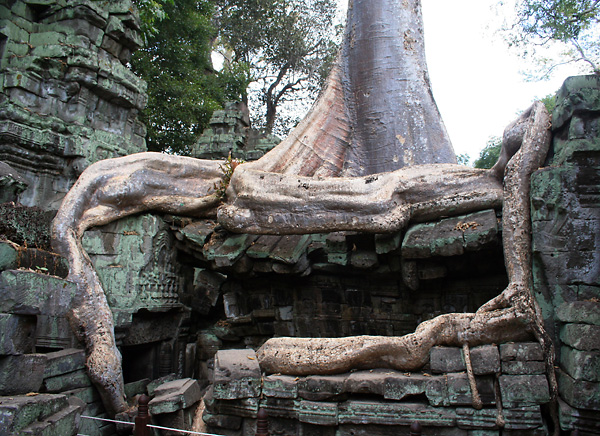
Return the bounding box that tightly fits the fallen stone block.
[0,353,47,395]
[0,313,36,355]
[213,349,261,400]
[149,378,202,415]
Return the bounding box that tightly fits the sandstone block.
[558,369,600,410]
[149,378,202,415]
[298,374,347,401]
[0,353,47,395]
[42,348,86,379]
[383,372,445,406]
[561,346,600,382]
[263,375,298,399]
[430,346,464,373]
[501,360,546,375]
[446,373,496,407]
[298,400,338,426]
[337,401,455,426]
[0,270,76,316]
[20,396,85,436]
[500,342,544,361]
[556,301,600,325]
[560,323,600,351]
[43,369,92,393]
[213,349,261,400]
[499,375,550,408]
[401,210,498,259]
[0,393,70,434]
[0,313,36,355]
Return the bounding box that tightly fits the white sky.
[420,0,581,162]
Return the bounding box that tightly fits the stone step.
[20,397,85,436]
[0,393,70,434]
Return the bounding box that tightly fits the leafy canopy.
[131,0,249,154]
[502,0,600,76]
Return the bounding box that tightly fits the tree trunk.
[252,0,455,177]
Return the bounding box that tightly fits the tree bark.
[251,0,455,177]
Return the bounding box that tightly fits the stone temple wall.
[531,75,600,433]
[0,0,147,210]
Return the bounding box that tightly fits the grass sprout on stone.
[214,153,244,202]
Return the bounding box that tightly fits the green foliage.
[131,0,249,154]
[456,153,471,166]
[133,0,174,40]
[503,0,600,76]
[216,0,340,135]
[474,136,503,169]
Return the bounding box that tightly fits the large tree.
[503,0,600,76]
[52,1,557,431]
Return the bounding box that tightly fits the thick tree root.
[51,103,557,427]
[52,153,222,414]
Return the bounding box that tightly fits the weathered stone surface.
[43,369,92,393]
[499,342,544,362]
[42,349,86,379]
[83,214,183,316]
[456,406,543,430]
[202,412,243,430]
[213,349,261,400]
[560,323,600,351]
[501,360,546,375]
[556,301,600,325]
[263,375,298,399]
[0,313,36,355]
[560,346,600,382]
[0,161,27,203]
[337,401,456,426]
[298,400,338,426]
[401,210,499,259]
[297,374,348,401]
[446,373,496,407]
[0,270,76,316]
[20,396,85,436]
[0,354,47,395]
[498,375,550,408]
[1,0,147,210]
[430,347,465,373]
[149,378,202,415]
[558,369,600,410]
[0,393,71,434]
[383,372,445,406]
[0,241,68,278]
